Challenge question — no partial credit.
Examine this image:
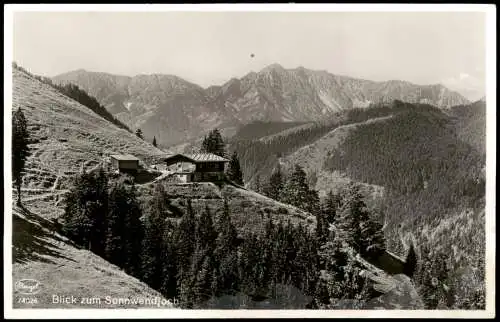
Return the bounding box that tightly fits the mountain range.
[52,64,470,147]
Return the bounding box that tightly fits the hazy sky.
[13,11,486,95]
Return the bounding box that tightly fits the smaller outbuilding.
[110,154,140,173]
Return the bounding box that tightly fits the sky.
[12,10,486,99]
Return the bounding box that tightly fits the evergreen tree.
[403,241,418,278]
[317,239,371,306]
[263,164,284,201]
[152,136,157,147]
[196,204,217,249]
[239,233,263,297]
[226,151,244,185]
[135,128,143,139]
[192,248,216,307]
[190,203,218,306]
[254,174,262,193]
[12,107,30,205]
[90,168,109,257]
[334,183,386,258]
[281,164,311,211]
[176,199,197,290]
[315,210,329,246]
[334,183,366,254]
[160,221,179,299]
[62,173,91,246]
[211,128,225,158]
[61,170,108,254]
[323,190,341,225]
[104,179,126,267]
[359,212,386,258]
[212,199,239,295]
[141,184,169,288]
[121,182,144,278]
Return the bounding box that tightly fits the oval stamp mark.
[15,279,41,295]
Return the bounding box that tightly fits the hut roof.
[110,154,140,161]
[162,153,229,164]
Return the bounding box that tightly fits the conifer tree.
[12,107,30,205]
[263,164,284,201]
[61,170,108,253]
[152,136,157,147]
[192,249,215,307]
[121,182,144,278]
[201,128,226,157]
[90,168,109,257]
[334,183,366,254]
[323,190,341,225]
[176,199,197,289]
[403,241,418,278]
[238,233,262,297]
[282,164,311,211]
[212,199,239,294]
[315,210,329,246]
[135,128,143,139]
[104,179,126,267]
[226,151,244,185]
[211,128,225,157]
[254,174,262,193]
[359,212,386,257]
[142,183,168,288]
[196,203,217,249]
[160,221,179,299]
[335,183,385,258]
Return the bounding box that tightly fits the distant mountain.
[53,64,469,146]
[442,73,485,102]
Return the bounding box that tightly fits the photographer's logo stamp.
[15,279,41,295]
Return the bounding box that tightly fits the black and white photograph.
[4,4,496,319]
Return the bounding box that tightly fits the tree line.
[229,101,419,186]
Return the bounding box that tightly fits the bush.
[277,207,289,215]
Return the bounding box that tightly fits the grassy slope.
[11,69,174,308]
[13,68,167,192]
[138,182,316,238]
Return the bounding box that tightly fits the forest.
[59,165,392,309]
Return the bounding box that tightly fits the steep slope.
[11,67,175,308]
[13,68,166,193]
[12,205,173,308]
[137,182,315,239]
[53,65,469,147]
